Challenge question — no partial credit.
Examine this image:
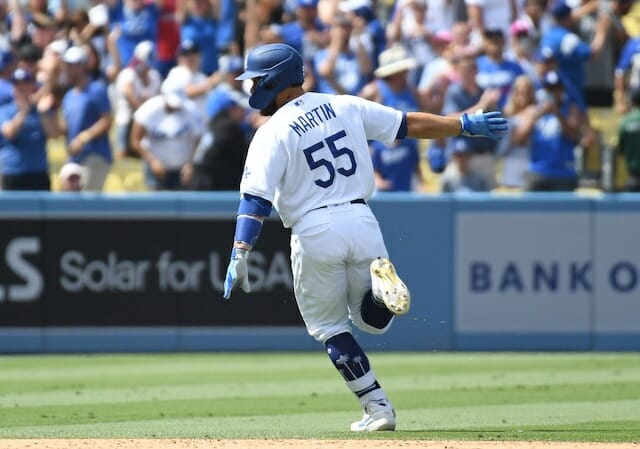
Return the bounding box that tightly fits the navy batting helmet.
[236,43,304,110]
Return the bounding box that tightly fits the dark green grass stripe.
[1,403,639,440]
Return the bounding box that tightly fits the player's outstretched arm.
[222,194,273,300]
[405,111,508,140]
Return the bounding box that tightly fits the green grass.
[0,352,639,441]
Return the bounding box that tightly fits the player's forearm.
[406,112,462,139]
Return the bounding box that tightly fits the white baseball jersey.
[240,92,403,228]
[134,96,204,169]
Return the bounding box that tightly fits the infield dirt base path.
[0,440,638,449]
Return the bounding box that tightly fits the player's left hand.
[460,111,508,140]
[222,248,251,299]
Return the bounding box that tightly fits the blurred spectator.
[275,0,329,61]
[616,87,640,192]
[439,53,500,190]
[450,20,472,56]
[576,0,631,105]
[339,0,385,70]
[499,74,538,189]
[9,0,62,50]
[441,139,492,192]
[59,161,85,191]
[386,0,432,85]
[83,41,110,82]
[425,0,458,36]
[113,40,161,160]
[518,0,552,48]
[541,0,610,106]
[0,68,57,190]
[417,29,455,113]
[475,28,524,109]
[205,53,249,122]
[178,0,236,75]
[465,0,519,47]
[525,70,580,191]
[614,2,640,114]
[129,78,204,190]
[359,44,425,192]
[67,5,109,56]
[28,12,59,51]
[0,1,8,38]
[508,19,537,79]
[191,94,249,190]
[112,0,159,68]
[360,44,418,107]
[155,0,180,77]
[165,40,224,121]
[0,52,14,107]
[314,14,371,95]
[58,45,113,192]
[16,43,43,75]
[38,38,67,86]
[532,45,596,153]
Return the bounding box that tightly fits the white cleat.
[350,400,396,432]
[370,257,411,316]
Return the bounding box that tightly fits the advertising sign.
[0,218,301,327]
[455,212,592,333]
[594,213,640,333]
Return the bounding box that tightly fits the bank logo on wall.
[454,212,593,333]
[455,212,640,334]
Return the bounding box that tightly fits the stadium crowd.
[0,0,639,193]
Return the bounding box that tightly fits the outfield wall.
[0,192,638,353]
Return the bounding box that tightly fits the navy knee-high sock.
[325,332,388,406]
[361,289,394,329]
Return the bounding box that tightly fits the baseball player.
[222,43,507,431]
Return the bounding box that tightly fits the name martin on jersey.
[288,102,337,137]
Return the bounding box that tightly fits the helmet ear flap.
[261,75,275,90]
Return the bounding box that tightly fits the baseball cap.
[338,0,371,13]
[432,30,453,44]
[11,68,35,83]
[133,40,154,63]
[551,0,572,18]
[543,70,563,88]
[161,77,186,108]
[59,162,86,186]
[483,28,505,39]
[510,19,530,37]
[178,40,200,55]
[297,0,319,8]
[63,46,88,65]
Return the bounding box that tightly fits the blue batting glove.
[223,248,251,300]
[459,111,508,140]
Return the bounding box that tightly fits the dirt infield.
[0,440,638,449]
